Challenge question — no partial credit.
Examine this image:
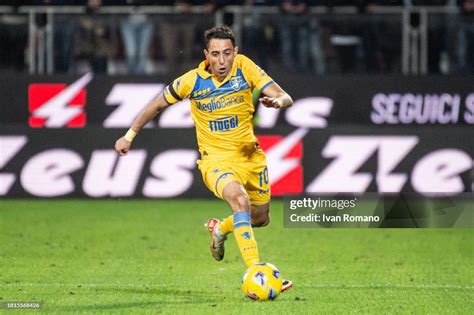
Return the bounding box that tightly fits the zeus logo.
[307,136,419,193]
[306,136,472,195]
[104,83,194,128]
[29,73,93,128]
[101,88,331,129]
[0,136,28,195]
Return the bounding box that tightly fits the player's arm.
[114,92,170,156]
[259,82,293,109]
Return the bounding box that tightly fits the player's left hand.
[259,96,283,109]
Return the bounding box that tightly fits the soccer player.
[115,25,293,291]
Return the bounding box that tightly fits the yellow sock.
[219,215,234,234]
[233,212,259,267]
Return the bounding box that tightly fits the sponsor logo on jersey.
[209,115,239,132]
[191,87,211,98]
[196,95,244,113]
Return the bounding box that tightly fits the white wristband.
[124,129,137,142]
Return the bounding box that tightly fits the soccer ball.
[242,262,283,301]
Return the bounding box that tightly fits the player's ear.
[234,46,239,55]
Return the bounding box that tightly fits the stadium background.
[1,1,473,313]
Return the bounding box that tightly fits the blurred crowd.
[0,0,473,75]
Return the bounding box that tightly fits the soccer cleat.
[281,279,293,292]
[205,218,227,261]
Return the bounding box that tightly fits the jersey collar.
[197,57,239,87]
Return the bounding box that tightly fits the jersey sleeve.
[163,70,195,105]
[240,55,274,92]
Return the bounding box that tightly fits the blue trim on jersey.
[260,80,274,93]
[234,211,250,224]
[214,172,233,196]
[191,69,250,100]
[190,74,216,100]
[236,69,244,77]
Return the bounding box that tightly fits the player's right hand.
[115,137,131,156]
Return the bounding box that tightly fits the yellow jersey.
[163,54,274,159]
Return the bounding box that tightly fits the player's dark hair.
[204,25,235,48]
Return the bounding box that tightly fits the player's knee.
[232,193,250,213]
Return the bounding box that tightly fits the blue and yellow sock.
[233,212,259,267]
[219,215,233,235]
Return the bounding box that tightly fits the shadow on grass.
[96,286,218,298]
[58,300,213,312]
[56,287,221,312]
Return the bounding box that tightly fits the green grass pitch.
[1,200,473,314]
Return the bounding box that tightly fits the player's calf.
[251,213,270,227]
[250,203,270,228]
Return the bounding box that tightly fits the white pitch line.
[1,283,473,290]
[0,283,169,288]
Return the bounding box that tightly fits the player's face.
[204,39,238,81]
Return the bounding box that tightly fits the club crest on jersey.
[230,76,243,91]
